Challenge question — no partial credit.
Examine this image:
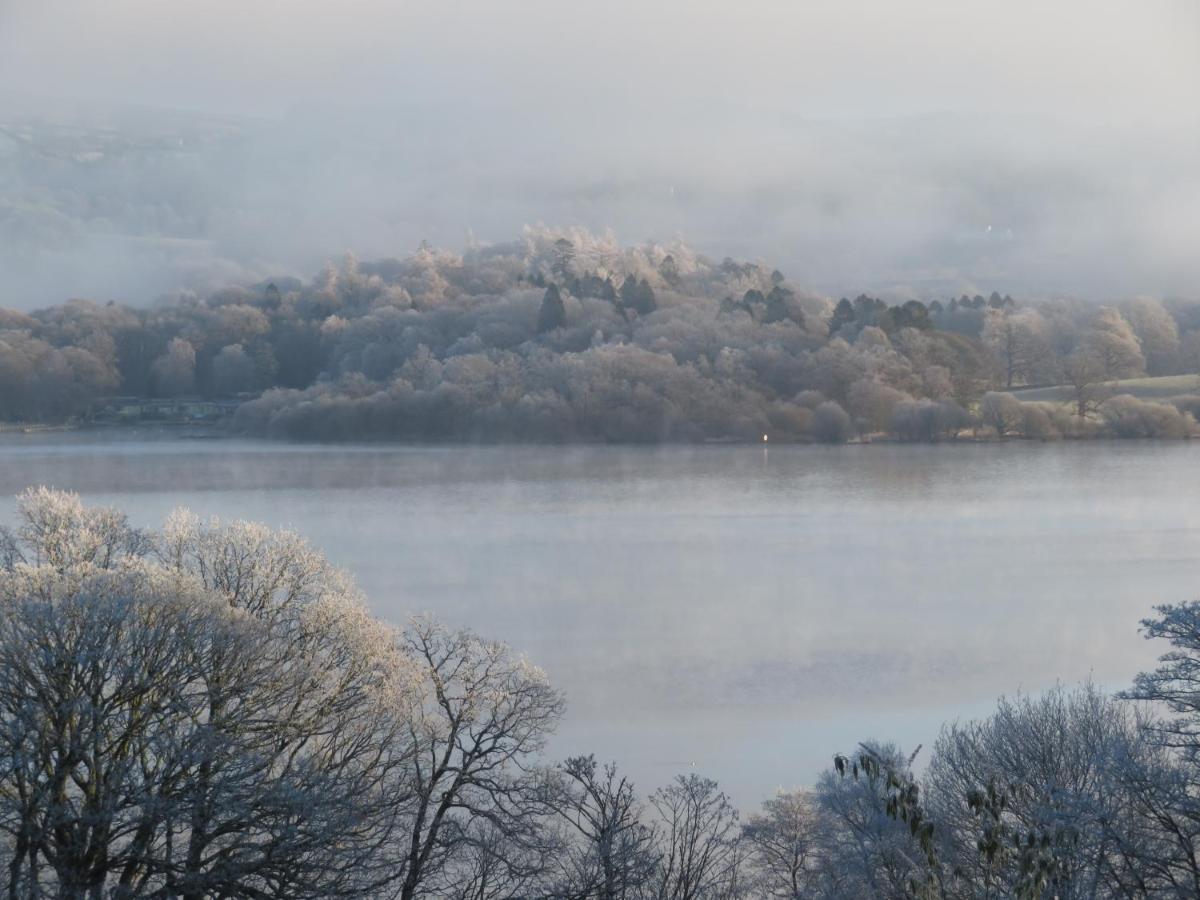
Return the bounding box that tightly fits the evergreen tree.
[552,238,576,280]
[764,285,800,325]
[830,297,857,332]
[659,254,681,287]
[620,277,657,317]
[537,283,566,333]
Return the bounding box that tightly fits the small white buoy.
[762,434,769,443]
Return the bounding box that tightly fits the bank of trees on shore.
[3,488,1200,897]
[2,228,1199,440]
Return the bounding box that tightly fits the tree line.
[3,488,1200,897]
[2,228,1199,441]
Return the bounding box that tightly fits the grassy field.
[1012,374,1200,403]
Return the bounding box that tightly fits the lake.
[1,431,1196,806]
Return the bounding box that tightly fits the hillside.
[1012,374,1200,403]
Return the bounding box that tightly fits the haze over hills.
[1,93,1195,310]
[4,0,1196,309]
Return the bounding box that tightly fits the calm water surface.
[1,432,1197,805]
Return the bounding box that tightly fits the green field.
[1012,374,1200,403]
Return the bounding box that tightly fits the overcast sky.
[1,0,1197,304]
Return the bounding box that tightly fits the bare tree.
[982,309,1050,389]
[1118,601,1200,896]
[646,774,740,900]
[543,755,658,900]
[978,391,1024,438]
[846,378,911,436]
[0,566,222,898]
[740,790,823,899]
[395,617,565,900]
[437,817,555,900]
[1063,349,1109,418]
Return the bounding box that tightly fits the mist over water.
[2,432,1195,803]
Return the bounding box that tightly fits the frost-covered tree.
[543,756,659,900]
[982,308,1051,388]
[1063,348,1109,418]
[150,336,197,396]
[809,400,853,443]
[979,391,1025,437]
[740,790,823,899]
[926,684,1159,899]
[819,744,934,899]
[394,617,565,900]
[645,774,740,900]
[0,566,222,898]
[846,378,911,436]
[10,226,1199,439]
[0,332,118,422]
[1116,606,1200,894]
[1099,394,1196,438]
[210,342,257,394]
[889,399,971,442]
[155,509,417,900]
[0,488,418,899]
[1084,307,1145,380]
[1125,297,1180,376]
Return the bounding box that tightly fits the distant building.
[91,396,243,424]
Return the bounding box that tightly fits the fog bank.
[1,1,1197,307]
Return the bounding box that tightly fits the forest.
[2,228,1199,442]
[2,487,1200,899]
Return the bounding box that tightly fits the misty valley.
[4,209,1200,900]
[2,1,1199,895]
[4,191,1200,900]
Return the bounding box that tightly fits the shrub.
[889,399,972,442]
[809,401,853,443]
[1100,394,1196,438]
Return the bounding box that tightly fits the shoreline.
[0,421,1194,447]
